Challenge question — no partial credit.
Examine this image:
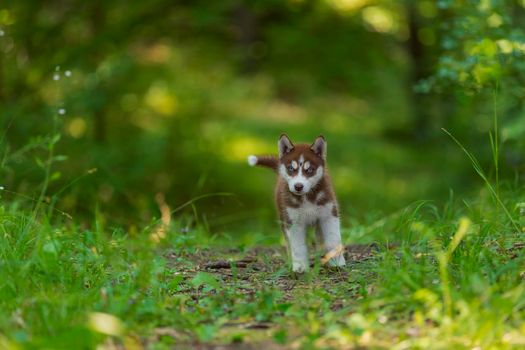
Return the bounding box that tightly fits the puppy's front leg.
[320,216,346,267]
[285,224,309,273]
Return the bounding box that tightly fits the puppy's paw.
[327,254,346,268]
[292,262,309,274]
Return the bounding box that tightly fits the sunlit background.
[1,0,525,236]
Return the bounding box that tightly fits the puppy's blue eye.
[306,167,314,174]
[288,165,294,172]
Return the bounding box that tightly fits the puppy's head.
[278,134,326,196]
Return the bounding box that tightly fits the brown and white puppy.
[248,134,346,272]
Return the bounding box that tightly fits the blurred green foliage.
[1,0,524,233]
[2,2,525,348]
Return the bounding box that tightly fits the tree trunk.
[406,3,431,141]
[233,4,257,74]
[90,2,107,143]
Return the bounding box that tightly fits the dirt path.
[155,244,386,349]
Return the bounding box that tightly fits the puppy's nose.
[294,183,304,192]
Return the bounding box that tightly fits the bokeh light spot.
[0,10,15,25]
[145,84,177,116]
[222,136,272,162]
[67,117,87,138]
[362,6,395,33]
[487,13,503,27]
[328,0,371,13]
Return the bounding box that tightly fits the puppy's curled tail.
[247,155,278,172]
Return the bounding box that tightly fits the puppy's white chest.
[286,201,332,226]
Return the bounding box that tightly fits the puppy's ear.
[310,135,326,160]
[278,134,294,158]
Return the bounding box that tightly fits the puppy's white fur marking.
[286,201,332,226]
[279,162,324,195]
[247,155,257,166]
[304,161,310,170]
[291,160,298,170]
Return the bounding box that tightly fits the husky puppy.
[248,134,346,272]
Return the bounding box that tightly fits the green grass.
[1,186,525,349]
[2,100,525,348]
